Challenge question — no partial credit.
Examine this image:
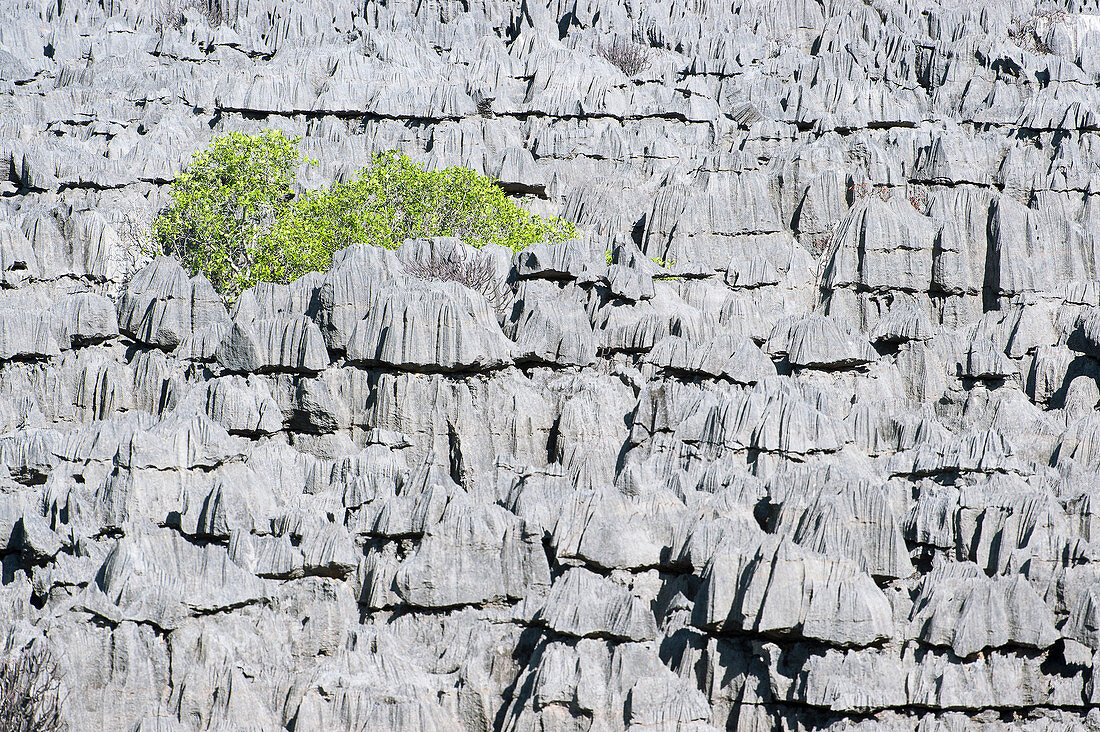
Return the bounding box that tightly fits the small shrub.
[116,207,158,299]
[153,133,577,301]
[848,182,892,203]
[155,0,224,31]
[0,642,65,732]
[808,235,832,258]
[153,129,309,302]
[405,244,509,312]
[1008,8,1066,54]
[908,186,929,213]
[598,38,652,77]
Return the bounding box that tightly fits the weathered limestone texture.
[2,0,1100,730]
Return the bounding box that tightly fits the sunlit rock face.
[2,0,1100,729]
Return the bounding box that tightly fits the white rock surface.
[2,1,1099,730]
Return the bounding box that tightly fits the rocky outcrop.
[3,1,1100,731]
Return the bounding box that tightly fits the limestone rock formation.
[3,0,1100,730]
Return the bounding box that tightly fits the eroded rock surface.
[2,0,1100,730]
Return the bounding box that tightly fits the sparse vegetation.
[848,182,892,203]
[809,235,832,258]
[405,244,509,313]
[1008,7,1067,54]
[284,150,576,255]
[598,38,652,77]
[766,29,794,58]
[155,0,224,31]
[602,251,676,270]
[152,131,577,301]
[908,186,929,213]
[0,642,65,732]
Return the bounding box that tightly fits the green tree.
[153,129,310,302]
[279,150,576,254]
[154,132,578,301]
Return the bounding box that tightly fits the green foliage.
[154,133,578,302]
[603,251,676,269]
[153,129,312,302]
[284,151,576,254]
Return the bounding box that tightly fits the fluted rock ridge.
[2,0,1100,730]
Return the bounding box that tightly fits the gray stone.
[51,292,119,348]
[766,313,878,369]
[346,284,514,371]
[2,1,1100,728]
[909,562,1060,657]
[506,282,597,367]
[394,500,550,608]
[215,316,330,374]
[198,376,283,435]
[79,528,270,629]
[647,334,776,383]
[697,536,894,647]
[530,567,657,642]
[116,257,197,349]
